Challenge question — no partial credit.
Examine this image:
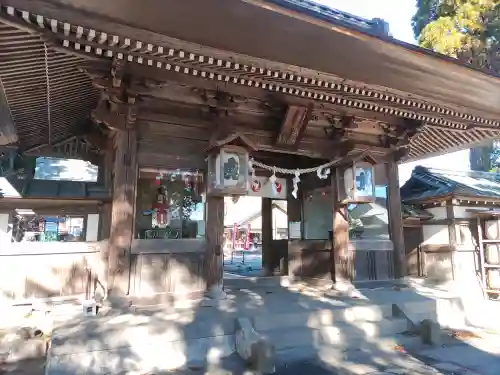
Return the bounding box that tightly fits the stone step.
[252,304,394,332]
[273,333,423,364]
[263,317,409,351]
[46,334,236,374]
[223,276,292,290]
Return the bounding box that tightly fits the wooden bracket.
[276,104,313,148]
[91,96,138,131]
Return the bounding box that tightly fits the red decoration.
[244,224,251,250]
[152,186,169,226]
[251,179,261,192]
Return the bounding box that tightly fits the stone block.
[420,319,441,346]
[235,317,275,374]
[0,330,48,363]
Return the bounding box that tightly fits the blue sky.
[316,0,471,185]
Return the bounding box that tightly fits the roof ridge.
[265,0,391,36]
[424,167,500,179]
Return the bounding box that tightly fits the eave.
[6,0,500,119]
[403,194,500,206]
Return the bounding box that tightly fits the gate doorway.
[222,196,288,278]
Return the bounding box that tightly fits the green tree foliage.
[413,0,500,171]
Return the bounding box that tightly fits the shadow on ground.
[29,277,500,374]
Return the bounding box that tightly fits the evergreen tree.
[412,0,500,171]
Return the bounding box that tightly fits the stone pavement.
[4,279,500,374]
[172,343,494,375]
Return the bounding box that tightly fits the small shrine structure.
[1,0,500,302]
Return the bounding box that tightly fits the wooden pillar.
[331,169,350,283]
[205,195,224,294]
[262,198,273,276]
[286,178,302,276]
[107,128,138,296]
[386,158,406,279]
[0,211,9,244]
[446,200,456,280]
[287,178,302,233]
[98,136,114,240]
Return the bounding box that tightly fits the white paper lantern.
[207,145,249,196]
[340,161,376,203]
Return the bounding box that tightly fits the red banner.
[232,222,238,249]
[244,224,251,250]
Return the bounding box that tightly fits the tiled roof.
[402,204,433,220]
[401,166,500,202]
[266,0,390,36]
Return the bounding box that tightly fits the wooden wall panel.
[404,226,424,277]
[288,240,332,285]
[421,245,453,283]
[351,251,394,281]
[129,251,206,303]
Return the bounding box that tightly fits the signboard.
[247,176,287,199]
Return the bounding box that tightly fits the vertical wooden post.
[107,128,138,296]
[331,169,350,283]
[98,136,114,240]
[287,178,302,232]
[286,178,302,276]
[261,197,273,276]
[205,195,225,296]
[446,200,456,280]
[386,158,406,279]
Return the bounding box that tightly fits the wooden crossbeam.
[276,104,312,148]
[0,78,18,146]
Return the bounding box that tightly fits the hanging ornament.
[268,168,277,185]
[152,185,170,227]
[268,168,283,196]
[317,165,331,180]
[292,170,301,199]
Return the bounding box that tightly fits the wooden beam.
[446,200,456,280]
[331,169,349,283]
[83,127,109,151]
[107,127,138,296]
[0,79,18,146]
[0,198,104,212]
[205,194,224,293]
[91,98,137,131]
[262,198,273,276]
[276,104,312,148]
[138,111,392,158]
[120,65,412,128]
[386,156,406,279]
